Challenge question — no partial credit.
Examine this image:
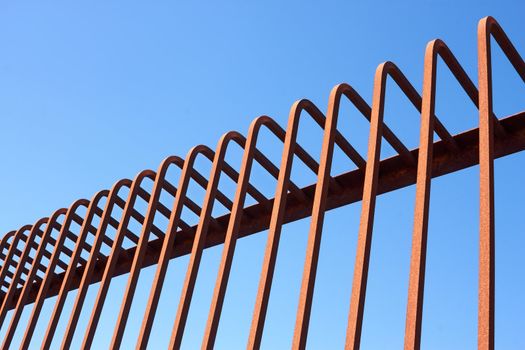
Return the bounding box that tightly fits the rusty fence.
[0,16,523,350]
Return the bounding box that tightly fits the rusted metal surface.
[0,16,523,349]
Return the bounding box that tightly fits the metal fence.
[0,16,523,350]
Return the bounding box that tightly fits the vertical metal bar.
[246,112,300,349]
[404,41,437,350]
[345,63,388,350]
[475,16,524,350]
[291,88,343,349]
[477,17,495,350]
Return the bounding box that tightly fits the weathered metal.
[0,16,522,350]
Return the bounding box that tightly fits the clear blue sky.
[0,1,523,349]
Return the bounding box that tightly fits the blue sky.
[0,1,523,349]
